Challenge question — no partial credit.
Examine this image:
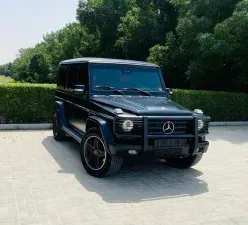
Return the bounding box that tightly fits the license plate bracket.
[154,139,187,149]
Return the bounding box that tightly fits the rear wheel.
[53,110,66,141]
[81,128,123,177]
[165,153,203,169]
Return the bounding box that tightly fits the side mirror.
[167,88,173,95]
[74,84,85,95]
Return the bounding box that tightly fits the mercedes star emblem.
[163,121,175,135]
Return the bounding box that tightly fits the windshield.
[91,65,164,92]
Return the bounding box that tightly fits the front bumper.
[108,140,209,157]
[109,116,210,157]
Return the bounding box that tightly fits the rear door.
[65,64,78,126]
[56,64,69,122]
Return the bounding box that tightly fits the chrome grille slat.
[147,118,193,135]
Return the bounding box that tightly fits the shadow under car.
[42,136,209,203]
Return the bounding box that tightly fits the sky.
[0,0,78,64]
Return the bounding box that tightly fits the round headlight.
[122,120,134,132]
[198,120,204,130]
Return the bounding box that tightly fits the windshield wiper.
[122,88,151,96]
[94,86,124,96]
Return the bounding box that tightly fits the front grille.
[148,118,193,135]
[115,118,143,135]
[199,119,210,134]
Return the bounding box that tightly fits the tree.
[0,63,12,76]
[11,44,52,83]
[187,0,248,92]
[148,32,189,88]
[115,0,178,60]
[2,0,248,93]
[148,0,247,92]
[43,22,88,74]
[11,23,89,83]
[77,0,135,57]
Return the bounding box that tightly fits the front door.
[70,63,89,133]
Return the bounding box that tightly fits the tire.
[81,128,123,178]
[165,153,203,169]
[53,109,66,141]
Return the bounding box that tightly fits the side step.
[62,126,83,144]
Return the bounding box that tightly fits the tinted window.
[58,65,67,87]
[67,64,78,89]
[78,63,88,86]
[92,65,163,92]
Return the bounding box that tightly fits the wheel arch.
[86,119,99,131]
[54,101,67,127]
[85,116,114,154]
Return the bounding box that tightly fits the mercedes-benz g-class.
[53,58,210,177]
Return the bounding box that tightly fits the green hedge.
[172,89,248,121]
[0,83,247,123]
[0,83,56,123]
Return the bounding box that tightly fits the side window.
[58,65,67,88]
[67,64,78,89]
[78,63,88,86]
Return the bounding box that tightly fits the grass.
[0,75,13,84]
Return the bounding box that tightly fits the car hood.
[91,95,193,116]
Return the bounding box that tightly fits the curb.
[210,122,248,126]
[0,124,53,130]
[0,122,248,130]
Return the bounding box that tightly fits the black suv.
[53,58,210,177]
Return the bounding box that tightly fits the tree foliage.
[76,0,136,57]
[0,63,12,77]
[115,0,178,60]
[150,0,248,92]
[1,0,247,92]
[11,23,88,83]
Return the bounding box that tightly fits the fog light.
[128,150,138,155]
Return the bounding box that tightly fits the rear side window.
[67,64,78,89]
[58,65,67,87]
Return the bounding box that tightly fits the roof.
[60,57,158,67]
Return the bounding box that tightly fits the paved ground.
[0,127,248,225]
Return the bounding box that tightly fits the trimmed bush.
[0,83,56,123]
[172,89,248,122]
[0,83,247,123]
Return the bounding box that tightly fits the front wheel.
[165,153,203,169]
[81,128,123,178]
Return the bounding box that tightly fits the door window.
[67,64,78,89]
[58,65,68,88]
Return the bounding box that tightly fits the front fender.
[86,116,114,153]
[54,101,67,127]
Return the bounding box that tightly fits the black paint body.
[54,58,210,158]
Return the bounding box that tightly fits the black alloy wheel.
[81,128,123,177]
[84,136,107,171]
